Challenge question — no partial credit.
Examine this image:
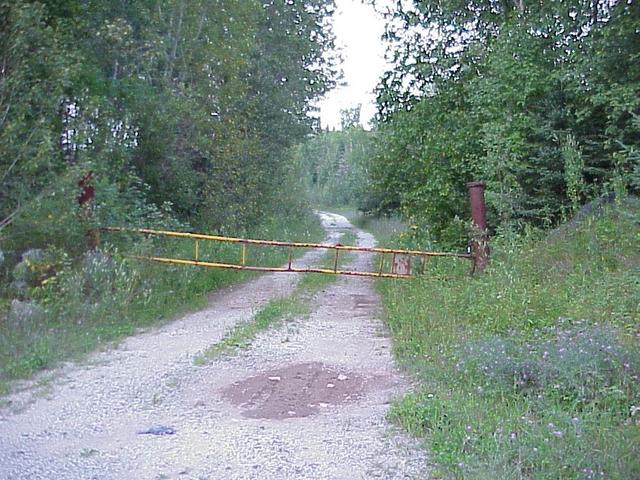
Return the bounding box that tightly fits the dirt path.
[0,212,430,480]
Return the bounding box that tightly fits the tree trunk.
[165,3,185,81]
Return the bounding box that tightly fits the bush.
[458,323,639,408]
[0,207,324,390]
[375,199,640,478]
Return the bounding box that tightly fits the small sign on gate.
[392,254,411,276]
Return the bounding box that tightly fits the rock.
[21,249,46,264]
[550,192,618,238]
[13,249,56,288]
[9,300,45,325]
[0,249,4,267]
[570,191,616,226]
[137,425,176,436]
[10,280,28,296]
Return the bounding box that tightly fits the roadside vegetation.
[366,1,639,248]
[356,200,640,479]
[0,1,337,391]
[0,214,323,393]
[298,4,639,474]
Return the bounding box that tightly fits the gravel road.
[0,212,431,479]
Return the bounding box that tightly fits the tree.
[1,0,339,249]
[368,0,639,245]
[340,104,362,130]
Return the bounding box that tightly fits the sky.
[317,0,390,130]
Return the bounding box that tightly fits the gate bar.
[104,227,472,260]
[133,255,414,279]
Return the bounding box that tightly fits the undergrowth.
[195,231,357,362]
[365,199,640,479]
[0,211,324,394]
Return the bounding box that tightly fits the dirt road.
[0,212,430,479]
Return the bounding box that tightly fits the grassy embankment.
[196,231,358,362]
[0,212,324,394]
[355,201,639,479]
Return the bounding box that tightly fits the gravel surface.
[0,212,431,480]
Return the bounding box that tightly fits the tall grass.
[366,199,640,479]
[0,211,324,393]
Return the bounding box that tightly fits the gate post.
[78,171,99,250]
[467,181,488,273]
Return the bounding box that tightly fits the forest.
[2,0,638,288]
[0,0,337,244]
[306,0,639,248]
[0,0,337,384]
[0,1,639,478]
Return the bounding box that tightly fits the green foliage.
[370,81,480,246]
[0,0,338,386]
[374,199,640,478]
[562,135,586,213]
[295,120,374,208]
[1,0,338,233]
[0,1,79,221]
[369,0,640,245]
[0,210,324,388]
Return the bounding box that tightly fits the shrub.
[458,322,640,409]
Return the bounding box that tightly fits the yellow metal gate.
[104,227,472,279]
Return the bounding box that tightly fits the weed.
[365,200,640,479]
[197,298,308,361]
[459,323,639,408]
[0,211,325,389]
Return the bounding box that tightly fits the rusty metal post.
[78,171,99,250]
[467,181,489,273]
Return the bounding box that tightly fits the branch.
[0,129,35,185]
[164,3,185,81]
[0,207,19,233]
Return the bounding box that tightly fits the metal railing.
[104,227,473,279]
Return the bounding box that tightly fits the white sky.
[317,0,390,130]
